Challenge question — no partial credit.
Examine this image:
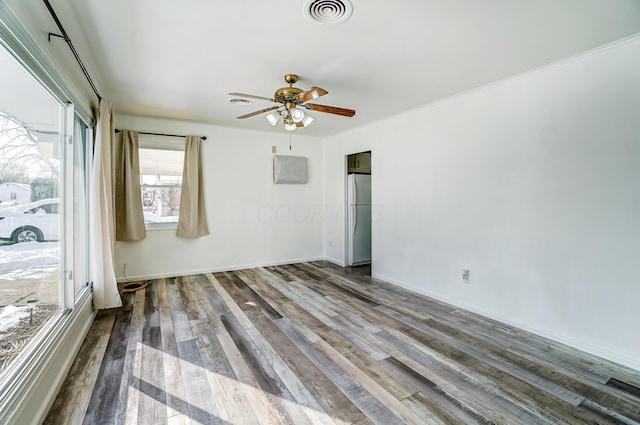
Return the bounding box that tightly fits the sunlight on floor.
[129,342,346,425]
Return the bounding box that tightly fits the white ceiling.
[43,0,640,137]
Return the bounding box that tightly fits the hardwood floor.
[44,262,640,424]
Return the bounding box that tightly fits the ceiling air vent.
[304,0,353,24]
[229,98,252,105]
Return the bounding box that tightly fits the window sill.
[144,223,178,231]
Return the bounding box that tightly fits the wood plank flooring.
[45,261,640,424]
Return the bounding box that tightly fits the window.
[138,140,184,226]
[0,43,66,376]
[0,7,93,423]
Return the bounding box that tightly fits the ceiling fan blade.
[236,106,280,119]
[229,92,276,102]
[296,86,328,102]
[304,103,356,117]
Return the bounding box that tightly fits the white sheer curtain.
[114,129,146,241]
[177,135,209,238]
[89,99,122,309]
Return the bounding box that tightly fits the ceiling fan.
[229,74,355,131]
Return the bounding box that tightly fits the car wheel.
[11,226,44,243]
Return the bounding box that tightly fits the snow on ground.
[0,305,28,333]
[0,241,59,272]
[0,243,60,369]
[0,242,60,306]
[0,265,58,282]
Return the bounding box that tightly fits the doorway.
[346,151,372,274]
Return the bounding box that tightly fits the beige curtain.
[89,99,122,309]
[114,129,146,241]
[177,135,209,238]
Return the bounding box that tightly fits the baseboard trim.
[372,271,640,373]
[116,256,326,282]
[321,257,346,268]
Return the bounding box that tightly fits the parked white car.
[0,198,60,243]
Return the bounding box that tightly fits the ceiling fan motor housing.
[275,73,304,105]
[274,87,304,104]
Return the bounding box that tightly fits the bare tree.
[142,185,181,217]
[0,113,60,183]
[162,187,181,216]
[0,168,30,185]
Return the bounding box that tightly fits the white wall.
[323,36,640,370]
[114,115,324,280]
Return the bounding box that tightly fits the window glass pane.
[73,116,89,294]
[139,147,183,224]
[0,45,64,376]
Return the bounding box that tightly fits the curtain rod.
[43,0,101,101]
[115,129,207,140]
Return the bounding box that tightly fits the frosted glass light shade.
[301,115,314,127]
[266,112,280,126]
[290,108,305,123]
[284,122,297,131]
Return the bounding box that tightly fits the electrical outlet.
[272,145,277,153]
[462,269,470,284]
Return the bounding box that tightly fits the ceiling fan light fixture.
[284,122,297,131]
[301,115,314,127]
[266,112,280,126]
[290,108,305,123]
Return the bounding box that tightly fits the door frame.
[344,150,372,267]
